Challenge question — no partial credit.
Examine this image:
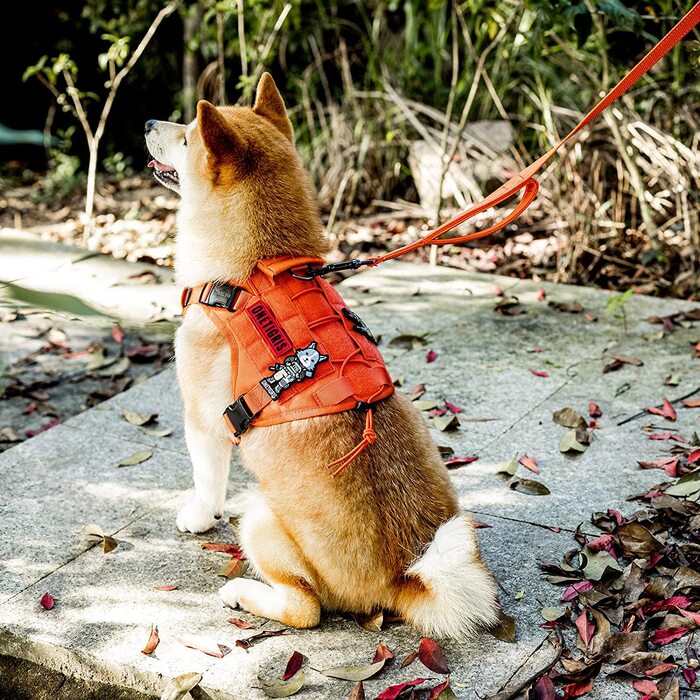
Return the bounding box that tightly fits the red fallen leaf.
[126,344,159,361]
[201,543,244,558]
[575,610,594,648]
[648,627,690,645]
[537,288,546,301]
[529,347,547,353]
[494,286,504,296]
[589,419,599,429]
[283,650,304,680]
[646,397,677,421]
[561,580,593,601]
[40,592,54,610]
[519,455,539,473]
[227,618,254,629]
[26,419,61,438]
[401,650,418,668]
[444,456,478,469]
[530,370,549,377]
[587,534,614,552]
[444,401,462,414]
[641,595,692,616]
[608,509,624,525]
[428,679,454,699]
[646,432,687,442]
[678,608,700,625]
[376,678,427,699]
[177,634,224,657]
[547,526,562,533]
[695,340,700,358]
[153,585,177,591]
[588,402,602,418]
[584,313,597,322]
[111,327,125,343]
[372,642,394,664]
[141,625,159,655]
[632,680,658,695]
[689,449,700,466]
[418,637,449,674]
[22,403,38,415]
[409,384,426,400]
[643,663,676,677]
[645,553,664,570]
[683,399,700,408]
[563,678,593,698]
[637,457,679,477]
[426,349,438,363]
[474,521,492,529]
[428,408,448,418]
[531,675,556,699]
[684,667,697,685]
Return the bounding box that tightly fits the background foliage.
[1,0,699,296]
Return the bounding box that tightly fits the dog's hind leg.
[220,491,321,628]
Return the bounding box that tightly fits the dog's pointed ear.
[197,100,238,160]
[253,72,293,142]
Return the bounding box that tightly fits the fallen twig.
[616,386,700,426]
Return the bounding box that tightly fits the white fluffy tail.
[399,516,500,638]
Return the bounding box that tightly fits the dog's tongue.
[147,159,175,173]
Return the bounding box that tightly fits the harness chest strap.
[181,258,395,475]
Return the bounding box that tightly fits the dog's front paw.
[219,579,246,608]
[176,499,217,533]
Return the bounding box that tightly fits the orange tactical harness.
[181,256,394,476]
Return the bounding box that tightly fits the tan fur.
[146,73,498,636]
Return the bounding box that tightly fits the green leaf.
[489,610,516,642]
[541,606,567,622]
[497,456,518,476]
[581,547,622,581]
[160,672,202,700]
[598,0,642,32]
[122,410,158,426]
[432,414,459,432]
[259,670,305,698]
[141,426,172,438]
[118,448,153,467]
[509,477,550,496]
[319,660,386,681]
[559,429,589,454]
[552,407,587,429]
[1,281,111,318]
[666,471,700,498]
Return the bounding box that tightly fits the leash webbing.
[305,3,700,277]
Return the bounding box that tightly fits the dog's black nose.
[144,119,157,134]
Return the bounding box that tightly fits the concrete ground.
[0,260,698,699]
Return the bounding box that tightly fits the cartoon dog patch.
[260,341,329,400]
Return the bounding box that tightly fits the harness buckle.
[224,396,255,438]
[200,283,242,311]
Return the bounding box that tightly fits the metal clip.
[290,259,376,281]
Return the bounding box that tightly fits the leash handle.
[370,1,700,265]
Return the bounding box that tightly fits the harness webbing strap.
[367,2,700,264]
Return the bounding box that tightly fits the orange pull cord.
[328,409,377,478]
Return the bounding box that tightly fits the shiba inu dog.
[144,73,499,637]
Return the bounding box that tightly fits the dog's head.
[144,72,295,197]
[144,73,325,278]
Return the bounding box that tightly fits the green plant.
[606,288,634,332]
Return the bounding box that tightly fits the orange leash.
[293,2,700,284]
[370,1,700,262]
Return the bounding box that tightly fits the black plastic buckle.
[290,258,376,281]
[224,397,255,438]
[201,283,241,311]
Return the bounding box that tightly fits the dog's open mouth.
[148,158,180,189]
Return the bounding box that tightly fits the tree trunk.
[83,141,99,245]
[182,3,201,122]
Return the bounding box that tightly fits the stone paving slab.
[0,261,698,699]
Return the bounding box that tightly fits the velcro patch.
[246,301,293,357]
